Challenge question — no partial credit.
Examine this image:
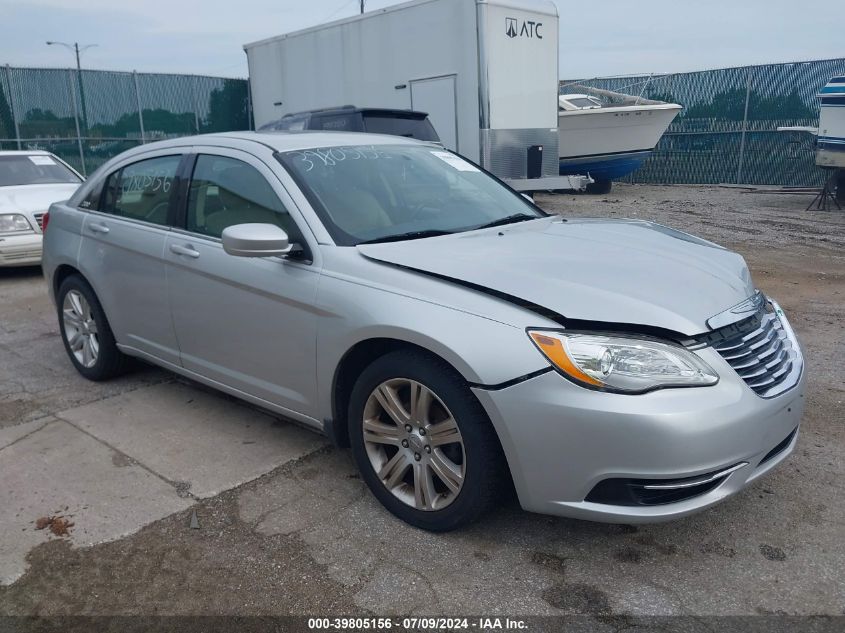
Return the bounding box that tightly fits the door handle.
[89,222,110,234]
[169,243,200,259]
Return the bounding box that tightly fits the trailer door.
[410,75,458,152]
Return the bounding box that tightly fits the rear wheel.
[57,275,129,381]
[348,350,506,531]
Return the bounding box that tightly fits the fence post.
[67,69,87,176]
[736,67,754,184]
[133,70,145,143]
[191,75,201,133]
[4,64,22,150]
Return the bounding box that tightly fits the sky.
[0,0,842,80]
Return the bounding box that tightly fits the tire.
[348,350,507,531]
[835,169,845,204]
[585,178,612,195]
[57,274,130,381]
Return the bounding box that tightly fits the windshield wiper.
[473,214,538,231]
[357,229,454,245]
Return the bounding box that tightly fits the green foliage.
[91,108,196,137]
[20,108,77,136]
[685,88,815,121]
[645,91,678,104]
[204,79,249,132]
[0,83,14,139]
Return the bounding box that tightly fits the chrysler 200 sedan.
[42,132,805,531]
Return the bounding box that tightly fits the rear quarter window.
[311,114,363,132]
[363,115,440,142]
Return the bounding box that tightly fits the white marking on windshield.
[430,151,479,172]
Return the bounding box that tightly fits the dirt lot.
[0,184,843,619]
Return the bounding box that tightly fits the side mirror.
[222,223,293,258]
[522,193,534,202]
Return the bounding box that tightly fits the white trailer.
[244,0,589,191]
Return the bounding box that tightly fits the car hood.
[357,217,754,336]
[0,183,80,217]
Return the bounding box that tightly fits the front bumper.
[0,233,42,267]
[472,333,806,523]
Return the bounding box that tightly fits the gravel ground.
[0,184,843,619]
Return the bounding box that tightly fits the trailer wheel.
[586,179,612,195]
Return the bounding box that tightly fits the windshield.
[278,144,544,245]
[0,154,81,187]
[563,97,602,109]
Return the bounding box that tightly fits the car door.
[164,148,321,419]
[78,151,184,366]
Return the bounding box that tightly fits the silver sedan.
[41,132,805,531]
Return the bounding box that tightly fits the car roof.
[111,131,425,158]
[280,106,430,119]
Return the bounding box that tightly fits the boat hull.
[817,79,845,169]
[558,103,681,180]
[559,149,652,180]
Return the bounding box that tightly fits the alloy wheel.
[62,290,99,368]
[362,378,465,511]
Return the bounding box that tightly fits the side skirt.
[116,344,326,435]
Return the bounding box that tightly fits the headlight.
[528,330,718,394]
[0,214,33,233]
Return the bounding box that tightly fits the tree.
[0,83,14,140]
[204,79,249,132]
[19,108,76,137]
[685,88,815,122]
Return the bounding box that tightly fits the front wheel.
[348,350,507,531]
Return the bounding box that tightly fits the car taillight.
[41,211,50,233]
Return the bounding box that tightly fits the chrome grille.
[710,303,802,398]
[33,213,45,230]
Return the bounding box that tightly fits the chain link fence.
[6,60,843,186]
[0,66,250,176]
[564,58,845,187]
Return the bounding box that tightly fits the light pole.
[360,1,364,13]
[46,41,97,133]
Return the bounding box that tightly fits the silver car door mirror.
[221,223,293,258]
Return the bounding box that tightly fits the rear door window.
[102,155,181,226]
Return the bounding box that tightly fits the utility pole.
[360,1,365,13]
[46,41,96,134]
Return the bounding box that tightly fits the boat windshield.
[563,97,602,109]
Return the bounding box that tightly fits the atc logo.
[505,17,543,39]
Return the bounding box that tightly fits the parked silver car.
[42,132,805,531]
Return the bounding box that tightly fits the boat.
[816,76,845,169]
[557,92,682,193]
